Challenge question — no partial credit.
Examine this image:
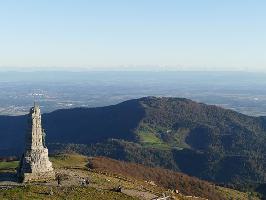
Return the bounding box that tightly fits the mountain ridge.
[0,97,265,190]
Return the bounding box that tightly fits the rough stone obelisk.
[17,103,55,182]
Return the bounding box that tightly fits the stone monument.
[17,103,55,182]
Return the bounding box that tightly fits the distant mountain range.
[0,97,265,190]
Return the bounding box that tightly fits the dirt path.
[122,188,158,200]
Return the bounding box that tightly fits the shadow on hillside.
[0,100,145,156]
[0,171,18,182]
[43,99,146,144]
[0,115,27,157]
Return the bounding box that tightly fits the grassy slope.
[0,185,135,200]
[0,155,136,200]
[0,161,18,171]
[49,154,176,199]
[137,124,190,150]
[88,156,261,200]
[0,154,261,200]
[218,187,259,200]
[50,154,88,169]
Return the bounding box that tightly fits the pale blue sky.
[0,0,265,71]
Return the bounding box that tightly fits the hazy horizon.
[0,67,266,73]
[0,70,265,117]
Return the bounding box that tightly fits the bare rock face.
[17,104,55,182]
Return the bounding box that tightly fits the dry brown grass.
[88,156,226,200]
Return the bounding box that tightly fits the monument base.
[18,170,56,183]
[17,148,56,183]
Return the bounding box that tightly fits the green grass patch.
[137,123,190,150]
[172,128,190,149]
[0,185,137,200]
[0,161,19,171]
[140,132,162,144]
[217,186,261,200]
[137,131,169,149]
[0,154,88,171]
[137,123,170,149]
[50,154,88,169]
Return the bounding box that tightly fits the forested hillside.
[0,97,265,192]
